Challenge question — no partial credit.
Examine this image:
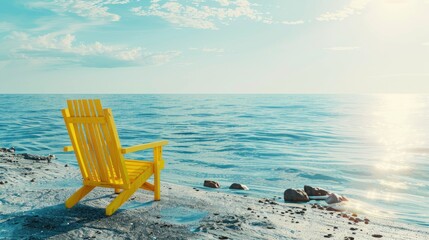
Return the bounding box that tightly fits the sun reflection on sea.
[362,94,426,219]
[370,94,424,175]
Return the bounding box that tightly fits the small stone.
[352,213,357,217]
[65,164,68,167]
[372,234,383,238]
[229,183,249,190]
[30,178,35,182]
[304,185,330,196]
[325,193,348,204]
[204,180,220,188]
[219,236,229,240]
[247,207,252,211]
[284,188,309,202]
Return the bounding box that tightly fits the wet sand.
[1,150,427,239]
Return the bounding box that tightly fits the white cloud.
[202,48,224,53]
[325,46,359,51]
[282,20,305,25]
[6,32,180,67]
[29,0,130,22]
[131,0,263,29]
[189,47,224,53]
[0,22,15,32]
[317,0,371,21]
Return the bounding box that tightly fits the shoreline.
[1,149,428,239]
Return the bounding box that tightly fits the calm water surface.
[0,94,428,226]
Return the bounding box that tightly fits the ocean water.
[0,94,428,226]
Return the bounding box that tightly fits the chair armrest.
[64,146,74,152]
[121,140,168,154]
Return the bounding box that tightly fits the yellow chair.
[62,99,168,216]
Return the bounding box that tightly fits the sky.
[0,0,428,93]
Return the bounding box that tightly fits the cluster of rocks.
[203,180,249,190]
[1,147,55,163]
[284,185,348,204]
[0,147,15,153]
[19,153,56,163]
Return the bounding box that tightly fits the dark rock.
[229,183,249,190]
[204,180,220,188]
[304,185,330,196]
[325,193,348,204]
[284,188,309,202]
[372,234,383,238]
[30,178,35,182]
[64,164,68,167]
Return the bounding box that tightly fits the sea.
[0,94,428,226]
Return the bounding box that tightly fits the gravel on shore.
[1,150,427,239]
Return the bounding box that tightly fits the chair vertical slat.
[94,100,123,183]
[67,100,96,181]
[62,109,89,179]
[74,100,100,182]
[80,99,109,183]
[104,108,130,186]
[87,100,115,183]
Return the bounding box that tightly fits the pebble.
[372,234,383,238]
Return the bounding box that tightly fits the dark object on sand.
[304,185,330,196]
[284,188,309,202]
[229,183,249,190]
[204,180,220,188]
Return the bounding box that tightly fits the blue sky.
[0,0,428,93]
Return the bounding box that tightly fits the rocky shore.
[1,148,428,239]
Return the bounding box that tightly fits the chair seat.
[124,160,153,182]
[124,159,165,182]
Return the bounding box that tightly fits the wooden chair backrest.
[62,99,129,187]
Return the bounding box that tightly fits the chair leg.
[154,167,161,201]
[65,185,95,208]
[106,187,138,216]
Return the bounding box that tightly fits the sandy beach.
[1,149,427,240]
